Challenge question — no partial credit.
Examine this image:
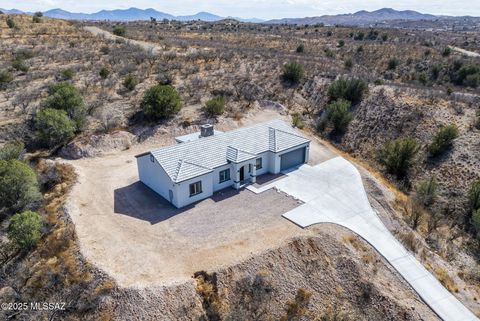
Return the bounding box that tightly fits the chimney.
[200,124,214,138]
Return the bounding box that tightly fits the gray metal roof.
[148,119,310,183]
[175,130,224,143]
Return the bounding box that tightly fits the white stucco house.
[135,119,310,208]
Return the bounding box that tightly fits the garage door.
[280,147,305,171]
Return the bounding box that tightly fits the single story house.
[135,119,311,208]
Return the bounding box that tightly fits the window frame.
[255,157,263,170]
[189,181,203,197]
[219,169,231,183]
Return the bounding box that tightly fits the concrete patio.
[247,157,478,321]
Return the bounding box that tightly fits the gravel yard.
[65,142,315,287]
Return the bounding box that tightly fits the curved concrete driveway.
[248,157,478,321]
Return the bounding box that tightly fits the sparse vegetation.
[324,99,353,133]
[8,210,42,250]
[6,16,15,28]
[282,61,304,84]
[387,58,399,70]
[327,78,368,104]
[280,288,312,321]
[0,70,13,85]
[141,84,182,120]
[428,124,459,157]
[12,58,29,72]
[205,96,226,116]
[42,82,86,129]
[0,159,41,215]
[123,73,139,91]
[60,68,75,80]
[99,66,111,79]
[0,141,24,160]
[415,176,438,207]
[35,108,76,148]
[296,44,304,53]
[379,137,420,179]
[112,25,126,36]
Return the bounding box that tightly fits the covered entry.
[280,147,306,171]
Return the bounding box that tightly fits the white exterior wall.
[137,154,176,202]
[212,164,234,192]
[175,173,214,208]
[255,151,271,176]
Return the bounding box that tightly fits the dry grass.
[435,267,459,293]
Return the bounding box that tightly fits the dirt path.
[449,45,480,58]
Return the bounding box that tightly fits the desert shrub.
[327,78,368,104]
[14,49,34,60]
[6,16,15,28]
[0,70,13,85]
[32,12,42,23]
[473,209,480,236]
[387,58,399,70]
[366,29,378,40]
[381,33,388,41]
[296,44,304,53]
[123,73,139,91]
[60,68,75,80]
[282,61,304,84]
[280,288,312,321]
[415,176,438,207]
[100,45,110,55]
[8,211,42,250]
[353,32,364,40]
[344,58,353,69]
[291,113,305,129]
[338,40,345,47]
[141,85,182,119]
[325,99,353,133]
[431,64,442,80]
[379,137,420,179]
[0,141,24,160]
[112,25,126,37]
[450,62,480,88]
[0,160,41,215]
[35,108,76,148]
[205,96,225,116]
[469,180,480,213]
[99,67,110,79]
[12,58,29,72]
[43,82,86,129]
[428,124,459,157]
[442,47,451,57]
[476,110,480,129]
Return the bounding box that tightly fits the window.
[256,157,263,170]
[189,181,202,197]
[219,169,230,183]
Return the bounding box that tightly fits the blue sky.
[2,0,479,19]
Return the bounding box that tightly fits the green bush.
[123,73,139,91]
[469,180,480,213]
[354,32,364,40]
[205,97,225,116]
[0,70,13,85]
[450,62,480,88]
[112,25,126,37]
[325,99,353,133]
[0,141,24,160]
[6,16,15,28]
[415,176,438,207]
[32,15,41,23]
[387,58,399,70]
[327,78,368,104]
[296,44,304,53]
[282,62,304,84]
[141,85,182,119]
[337,40,345,47]
[100,45,110,55]
[60,68,75,80]
[12,58,29,72]
[34,11,43,17]
[344,59,353,69]
[35,108,75,148]
[428,124,459,157]
[8,211,42,250]
[379,137,420,179]
[99,67,111,79]
[42,82,86,129]
[291,113,305,129]
[0,160,41,215]
[442,47,451,57]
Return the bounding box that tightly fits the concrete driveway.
[248,157,478,321]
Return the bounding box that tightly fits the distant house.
[135,120,310,208]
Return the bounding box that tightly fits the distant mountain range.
[0,7,263,23]
[0,7,477,26]
[266,8,474,26]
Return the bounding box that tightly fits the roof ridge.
[182,159,213,170]
[271,127,308,140]
[172,159,185,181]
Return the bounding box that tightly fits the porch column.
[250,161,256,183]
[233,164,241,189]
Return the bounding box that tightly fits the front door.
[239,166,245,181]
